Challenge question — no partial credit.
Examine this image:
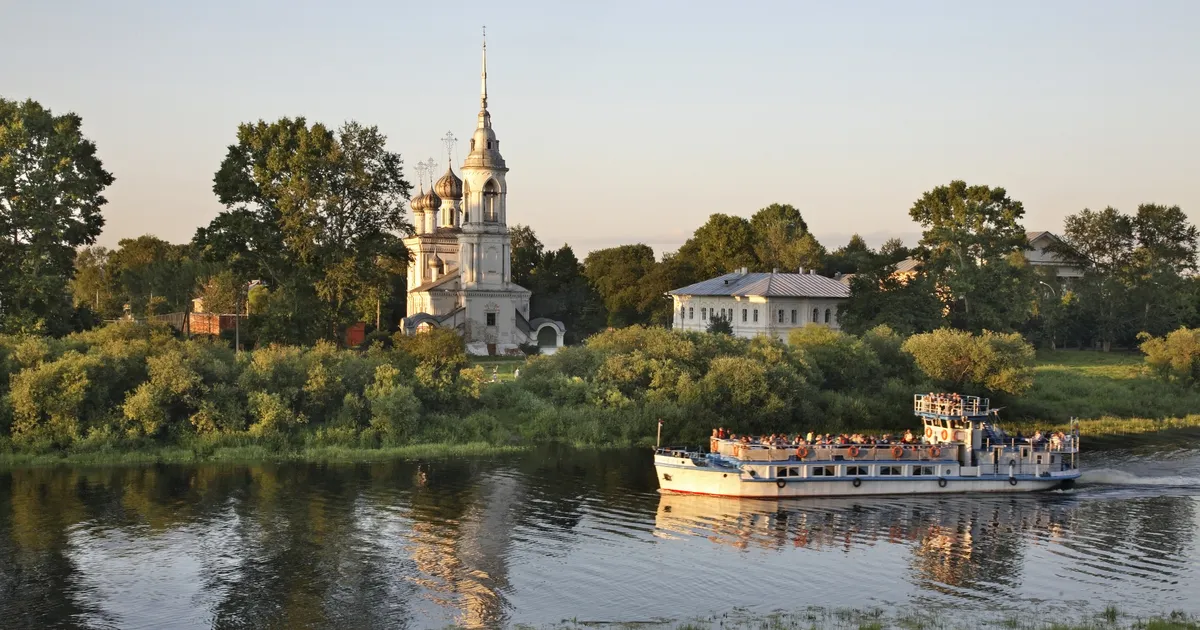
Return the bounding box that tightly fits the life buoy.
[777,479,787,488]
[929,446,942,459]
[925,427,933,439]
[1008,477,1018,486]
[940,429,950,441]
[953,430,966,442]
[938,477,948,488]
[847,446,861,458]
[796,446,809,459]
[852,478,862,488]
[891,445,904,460]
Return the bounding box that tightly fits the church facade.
[399,40,565,355]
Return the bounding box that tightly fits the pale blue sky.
[3,0,1197,256]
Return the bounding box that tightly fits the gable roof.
[894,257,922,273]
[669,271,849,299]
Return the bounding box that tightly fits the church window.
[753,309,758,323]
[742,309,747,322]
[487,141,492,149]
[701,307,707,320]
[777,309,784,323]
[486,312,496,326]
[471,139,476,151]
[680,306,686,321]
[825,308,832,323]
[791,309,797,324]
[812,308,819,323]
[483,180,499,222]
[688,307,693,320]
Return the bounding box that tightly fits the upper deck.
[914,394,990,420]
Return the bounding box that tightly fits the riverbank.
[0,440,526,468]
[546,606,1200,630]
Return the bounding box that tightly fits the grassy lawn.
[1004,349,1200,429]
[469,355,528,383]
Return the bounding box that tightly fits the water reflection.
[0,448,1198,629]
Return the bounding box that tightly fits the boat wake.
[1079,468,1200,488]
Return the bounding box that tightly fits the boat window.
[912,465,935,476]
[846,465,868,476]
[810,465,836,477]
[879,465,902,476]
[776,466,800,478]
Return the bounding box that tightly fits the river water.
[1,437,1199,629]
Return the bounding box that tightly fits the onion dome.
[420,189,440,212]
[428,254,445,271]
[411,187,429,212]
[434,167,463,200]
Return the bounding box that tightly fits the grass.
[470,355,529,383]
[538,606,1200,630]
[1010,350,1200,422]
[0,441,526,469]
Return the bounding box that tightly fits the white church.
[399,39,565,355]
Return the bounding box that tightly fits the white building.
[399,39,565,355]
[1025,231,1084,280]
[668,268,850,342]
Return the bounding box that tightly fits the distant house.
[889,231,1083,283]
[668,268,850,342]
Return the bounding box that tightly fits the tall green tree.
[748,203,810,271]
[200,117,413,343]
[675,213,757,278]
[583,244,661,327]
[822,234,875,276]
[908,180,1032,332]
[0,98,114,334]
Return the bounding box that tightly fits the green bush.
[1139,328,1200,386]
[901,328,1035,395]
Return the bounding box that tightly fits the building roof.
[409,270,460,293]
[669,271,849,299]
[894,257,922,273]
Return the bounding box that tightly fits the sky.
[3,0,1198,257]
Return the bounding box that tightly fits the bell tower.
[459,30,511,290]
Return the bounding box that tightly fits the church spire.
[480,26,488,112]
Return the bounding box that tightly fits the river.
[1,437,1198,629]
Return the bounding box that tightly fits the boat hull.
[655,462,1077,498]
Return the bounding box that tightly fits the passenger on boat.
[903,429,914,443]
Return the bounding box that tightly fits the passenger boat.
[654,394,1080,498]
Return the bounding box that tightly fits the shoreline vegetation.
[3,322,1200,469]
[540,606,1200,630]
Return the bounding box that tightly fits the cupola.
[434,167,463,200]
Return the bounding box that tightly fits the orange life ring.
[796,446,809,459]
[847,446,861,458]
[891,445,904,460]
[925,427,933,439]
[940,429,949,441]
[930,446,942,459]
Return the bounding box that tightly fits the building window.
[812,308,819,323]
[791,309,797,324]
[753,309,758,322]
[701,307,707,320]
[688,307,694,320]
[742,309,747,322]
[825,308,831,323]
[680,306,686,321]
[486,312,496,326]
[777,309,784,323]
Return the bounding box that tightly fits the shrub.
[365,364,421,445]
[901,328,1035,395]
[1139,328,1200,386]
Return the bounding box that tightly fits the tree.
[706,313,733,335]
[71,246,119,318]
[675,213,757,278]
[749,203,809,271]
[203,117,413,342]
[509,224,544,289]
[107,235,199,316]
[583,244,660,327]
[197,270,242,314]
[0,98,114,334]
[1139,328,1200,386]
[908,180,1032,332]
[822,234,875,276]
[838,266,944,336]
[901,328,1035,395]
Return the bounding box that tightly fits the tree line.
[4,95,1198,351]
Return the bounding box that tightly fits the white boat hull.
[655,458,1077,498]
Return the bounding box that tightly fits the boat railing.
[983,437,1078,453]
[714,441,961,462]
[913,394,989,416]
